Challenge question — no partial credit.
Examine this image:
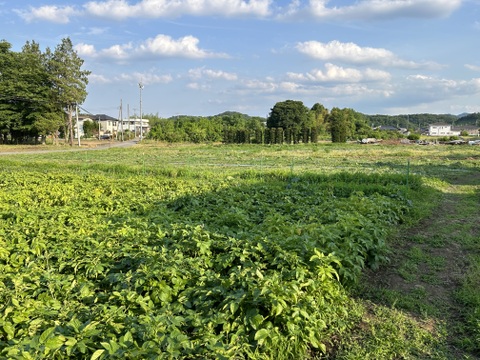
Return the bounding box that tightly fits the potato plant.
[0,167,419,359]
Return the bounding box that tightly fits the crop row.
[0,168,418,358]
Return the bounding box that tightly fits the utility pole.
[139,82,144,140]
[120,99,124,141]
[76,104,81,147]
[127,104,130,138]
[132,108,137,137]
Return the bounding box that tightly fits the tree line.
[147,101,384,144]
[0,38,90,145]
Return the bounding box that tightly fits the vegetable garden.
[0,143,478,359]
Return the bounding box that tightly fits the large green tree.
[328,107,356,143]
[267,100,310,134]
[0,40,19,142]
[0,38,89,144]
[50,38,90,146]
[22,41,64,143]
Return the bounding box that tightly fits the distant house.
[377,125,399,131]
[75,114,149,138]
[428,123,479,136]
[373,125,409,135]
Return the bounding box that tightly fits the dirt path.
[0,139,139,155]
[364,170,480,358]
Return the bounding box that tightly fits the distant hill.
[456,112,480,125]
[364,113,455,130]
[212,111,266,120]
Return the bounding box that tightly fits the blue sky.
[2,0,480,118]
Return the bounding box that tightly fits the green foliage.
[366,113,458,130]
[82,120,97,138]
[407,133,421,140]
[328,107,356,143]
[267,100,310,134]
[0,163,418,358]
[0,38,89,144]
[148,113,264,143]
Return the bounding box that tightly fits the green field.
[0,142,479,359]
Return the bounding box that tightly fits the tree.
[50,38,90,146]
[328,107,355,143]
[0,40,18,142]
[22,41,64,144]
[309,103,329,129]
[0,38,90,144]
[83,120,97,138]
[267,100,310,140]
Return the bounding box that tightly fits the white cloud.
[465,64,480,72]
[287,63,391,83]
[188,67,238,81]
[16,0,460,24]
[139,34,227,58]
[75,43,98,57]
[75,34,228,60]
[88,73,111,84]
[88,70,173,84]
[302,0,462,21]
[405,74,480,96]
[187,82,211,90]
[15,5,77,24]
[84,0,272,20]
[118,71,173,85]
[296,40,435,69]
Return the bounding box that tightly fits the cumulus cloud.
[296,40,436,69]
[119,71,173,85]
[188,67,238,81]
[15,5,77,23]
[405,74,480,97]
[75,43,98,57]
[88,70,172,84]
[75,34,228,60]
[16,0,460,23]
[88,73,111,84]
[287,63,391,83]
[83,0,272,20]
[293,0,462,21]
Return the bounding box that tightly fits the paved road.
[0,139,139,156]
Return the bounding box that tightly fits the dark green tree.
[82,120,97,138]
[22,41,64,143]
[0,40,19,142]
[50,38,90,146]
[328,107,355,143]
[267,100,310,138]
[309,103,329,137]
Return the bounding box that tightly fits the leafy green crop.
[0,166,419,358]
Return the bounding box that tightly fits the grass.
[0,141,479,359]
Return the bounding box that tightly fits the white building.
[75,114,149,138]
[429,123,479,136]
[118,118,150,137]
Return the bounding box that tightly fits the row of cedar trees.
[148,101,373,144]
[223,127,319,144]
[222,100,371,144]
